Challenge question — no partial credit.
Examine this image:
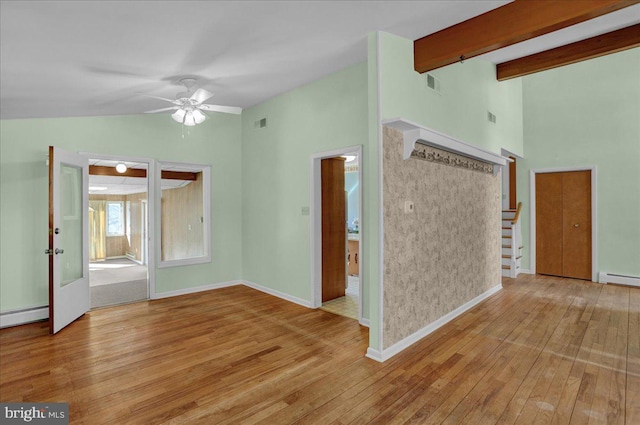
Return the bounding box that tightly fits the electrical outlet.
[404,201,414,213]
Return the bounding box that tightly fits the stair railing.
[510,202,522,278]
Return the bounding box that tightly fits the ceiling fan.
[143,78,241,126]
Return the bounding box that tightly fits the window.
[158,162,211,267]
[106,201,125,236]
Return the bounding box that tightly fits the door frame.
[529,165,597,281]
[310,145,364,325]
[500,149,521,211]
[82,152,156,298]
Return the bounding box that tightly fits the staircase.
[502,202,523,278]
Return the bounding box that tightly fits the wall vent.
[254,118,267,128]
[425,74,441,94]
[487,111,497,124]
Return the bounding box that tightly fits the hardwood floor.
[1,274,638,424]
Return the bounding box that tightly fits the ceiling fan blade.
[199,104,242,115]
[144,106,179,114]
[190,88,214,104]
[138,93,181,104]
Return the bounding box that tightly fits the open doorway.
[311,146,363,324]
[88,158,150,308]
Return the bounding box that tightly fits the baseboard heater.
[599,272,640,288]
[0,305,48,328]
[126,252,136,261]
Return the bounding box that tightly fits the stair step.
[502,265,511,270]
[502,209,517,212]
[502,245,512,249]
[503,254,523,259]
[502,235,512,239]
[502,226,511,230]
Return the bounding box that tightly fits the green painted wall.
[518,48,640,277]
[241,62,370,315]
[378,32,523,156]
[0,113,242,312]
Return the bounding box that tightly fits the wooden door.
[321,157,346,302]
[562,171,592,279]
[536,170,591,280]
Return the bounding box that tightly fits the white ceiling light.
[341,155,356,163]
[115,163,127,173]
[89,186,107,191]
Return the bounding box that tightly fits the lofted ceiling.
[1,1,638,121]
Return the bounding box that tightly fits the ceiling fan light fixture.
[192,109,206,124]
[115,163,127,173]
[171,108,186,123]
[183,111,197,127]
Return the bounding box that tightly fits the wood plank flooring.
[1,274,638,424]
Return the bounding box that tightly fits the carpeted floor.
[90,258,148,308]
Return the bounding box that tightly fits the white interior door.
[48,146,89,334]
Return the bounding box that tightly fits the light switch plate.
[301,206,310,216]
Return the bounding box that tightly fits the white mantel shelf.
[382,118,509,176]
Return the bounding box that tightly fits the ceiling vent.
[425,74,441,94]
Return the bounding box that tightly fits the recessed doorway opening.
[310,146,364,325]
[88,158,150,308]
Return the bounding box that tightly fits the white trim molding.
[368,284,502,362]
[0,306,49,329]
[154,280,241,299]
[529,166,598,282]
[599,272,640,288]
[244,280,312,309]
[382,118,509,176]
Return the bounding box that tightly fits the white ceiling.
[1,1,638,120]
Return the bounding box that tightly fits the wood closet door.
[536,170,591,280]
[321,157,346,302]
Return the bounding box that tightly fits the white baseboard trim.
[2,279,317,328]
[154,280,242,299]
[0,306,48,329]
[372,284,502,362]
[519,269,532,274]
[599,272,640,288]
[365,347,384,362]
[242,280,312,308]
[359,318,370,328]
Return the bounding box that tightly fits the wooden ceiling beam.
[497,24,640,80]
[89,165,198,181]
[89,165,146,178]
[414,0,640,74]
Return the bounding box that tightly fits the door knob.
[45,249,53,255]
[55,248,64,254]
